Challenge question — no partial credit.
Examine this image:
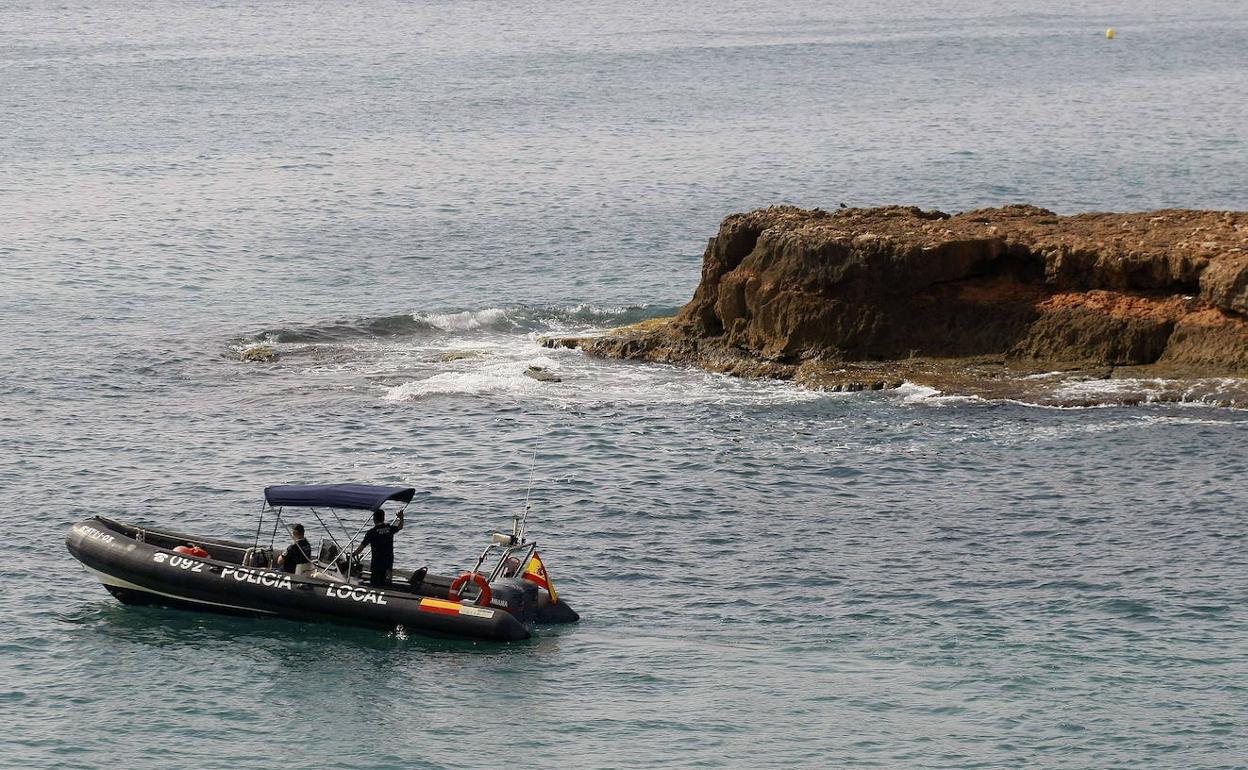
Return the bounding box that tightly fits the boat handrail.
[484,541,538,584]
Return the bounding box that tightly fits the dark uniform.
[361,521,401,586]
[280,538,312,573]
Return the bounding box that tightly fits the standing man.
[352,508,404,587]
[277,523,312,573]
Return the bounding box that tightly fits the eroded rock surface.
[545,205,1248,406]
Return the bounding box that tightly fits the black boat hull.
[66,518,536,641]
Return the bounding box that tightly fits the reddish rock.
[545,205,1248,405]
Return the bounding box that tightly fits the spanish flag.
[523,551,559,604]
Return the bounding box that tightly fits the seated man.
[276,523,312,574]
[352,508,404,587]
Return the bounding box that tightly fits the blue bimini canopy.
[263,484,416,512]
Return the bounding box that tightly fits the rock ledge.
[544,205,1248,407]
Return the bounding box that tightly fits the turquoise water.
[3,1,1247,768]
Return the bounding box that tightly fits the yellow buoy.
[1106,28,1116,39]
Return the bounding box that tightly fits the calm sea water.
[2,1,1247,768]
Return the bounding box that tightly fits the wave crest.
[245,303,676,344]
[411,308,515,332]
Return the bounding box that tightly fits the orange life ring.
[448,572,492,607]
[174,545,210,558]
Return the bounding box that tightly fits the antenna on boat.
[514,449,537,544]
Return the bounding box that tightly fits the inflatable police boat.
[65,484,578,642]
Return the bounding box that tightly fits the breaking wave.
[411,308,513,332]
[893,383,987,406]
[891,378,1248,410]
[245,303,677,344]
[1046,377,1248,409]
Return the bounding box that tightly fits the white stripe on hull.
[81,564,278,615]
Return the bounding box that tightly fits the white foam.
[1048,377,1247,407]
[378,334,834,406]
[894,382,985,406]
[384,357,562,400]
[524,303,673,335]
[896,376,1248,410]
[562,303,630,318]
[1050,378,1168,400]
[411,308,513,332]
[385,372,535,400]
[232,333,280,354]
[285,307,970,409]
[895,383,940,401]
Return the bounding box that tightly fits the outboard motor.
[487,577,538,624]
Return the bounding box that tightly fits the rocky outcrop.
[240,344,279,362]
[546,205,1248,405]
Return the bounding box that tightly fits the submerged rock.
[524,365,562,383]
[240,345,278,363]
[436,350,484,362]
[564,205,1248,406]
